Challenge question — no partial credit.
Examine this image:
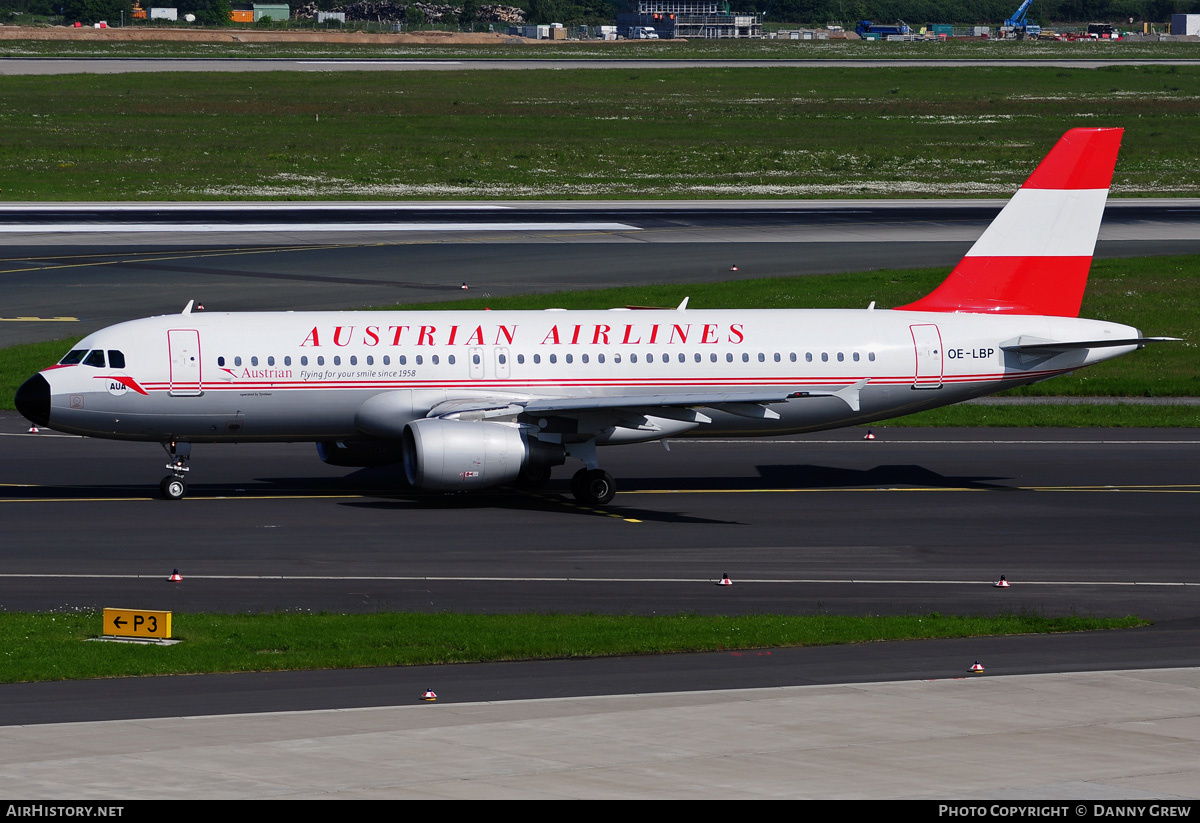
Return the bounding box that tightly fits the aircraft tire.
[572,469,616,505]
[160,476,187,500]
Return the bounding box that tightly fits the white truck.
[629,26,659,39]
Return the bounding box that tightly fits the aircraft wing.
[426,379,871,422]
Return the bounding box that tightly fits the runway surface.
[2,200,1198,348]
[5,58,1200,75]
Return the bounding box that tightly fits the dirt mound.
[0,24,521,45]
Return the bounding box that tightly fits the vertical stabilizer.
[897,127,1123,317]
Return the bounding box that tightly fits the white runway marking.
[5,203,508,211]
[0,222,639,234]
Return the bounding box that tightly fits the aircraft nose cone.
[15,373,50,427]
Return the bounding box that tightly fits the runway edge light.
[717,573,733,586]
[422,688,438,701]
[995,575,1010,588]
[169,568,182,582]
[970,661,985,673]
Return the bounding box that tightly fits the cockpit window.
[108,350,126,369]
[83,350,106,368]
[59,349,88,365]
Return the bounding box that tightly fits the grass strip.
[1,65,1199,199]
[2,255,1195,424]
[0,611,1147,683]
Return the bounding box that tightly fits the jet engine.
[316,439,406,467]
[402,418,564,491]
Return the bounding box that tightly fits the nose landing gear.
[159,440,191,500]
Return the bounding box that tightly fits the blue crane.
[1003,0,1042,38]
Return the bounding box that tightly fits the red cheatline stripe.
[1021,127,1123,191]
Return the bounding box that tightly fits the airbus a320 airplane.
[15,128,1174,503]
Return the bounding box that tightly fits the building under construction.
[616,0,762,39]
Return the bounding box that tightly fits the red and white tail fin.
[898,127,1123,317]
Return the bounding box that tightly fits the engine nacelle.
[316,439,405,468]
[402,418,563,491]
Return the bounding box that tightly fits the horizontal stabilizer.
[1001,336,1180,353]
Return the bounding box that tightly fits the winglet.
[897,128,1123,317]
[182,300,194,315]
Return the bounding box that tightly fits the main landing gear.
[562,440,617,505]
[159,440,191,500]
[570,468,617,505]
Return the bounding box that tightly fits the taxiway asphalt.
[2,414,1199,797]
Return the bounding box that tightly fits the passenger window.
[580,354,588,364]
[432,355,439,365]
[837,352,844,362]
[252,356,259,367]
[517,354,525,364]
[472,354,480,365]
[694,353,701,363]
[108,350,126,369]
[399,355,406,365]
[869,352,876,362]
[286,356,293,366]
[301,356,308,366]
[566,354,574,364]
[742,353,750,363]
[268,356,276,366]
[821,353,829,362]
[83,350,105,368]
[218,356,226,367]
[806,353,813,362]
[533,354,541,364]
[710,353,717,363]
[499,353,507,364]
[317,356,324,366]
[853,352,860,362]
[789,353,796,362]
[59,349,88,365]
[382,356,390,365]
[349,356,356,366]
[365,356,372,366]
[416,355,423,365]
[726,353,733,363]
[631,354,638,363]
[758,353,765,363]
[550,354,557,364]
[597,354,605,364]
[332,356,340,366]
[613,354,621,363]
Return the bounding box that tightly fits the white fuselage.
[36,307,1140,443]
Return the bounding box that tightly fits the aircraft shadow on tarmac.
[337,490,742,526]
[0,463,1010,508]
[753,463,1013,491]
